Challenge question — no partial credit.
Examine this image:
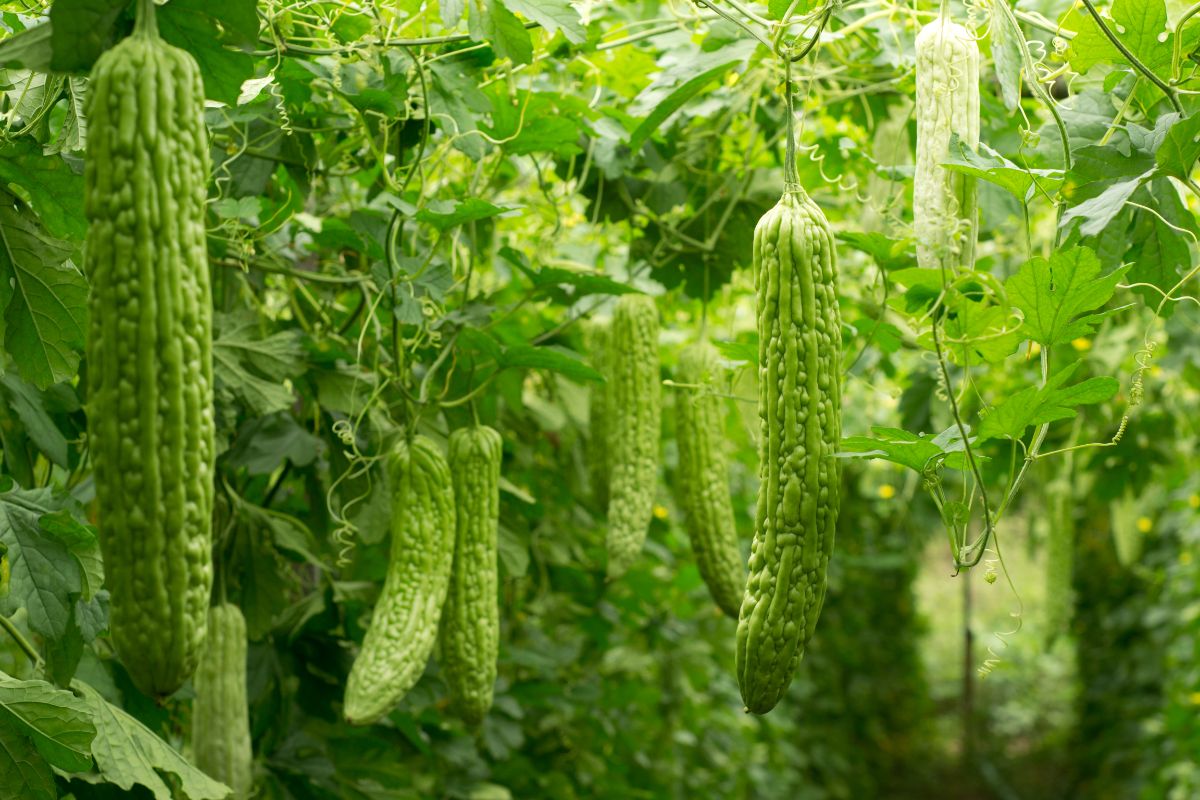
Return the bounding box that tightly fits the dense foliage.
[0,0,1198,798]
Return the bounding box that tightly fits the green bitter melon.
[84,2,215,697]
[606,295,661,578]
[344,436,455,725]
[675,341,744,618]
[737,184,842,715]
[441,425,503,725]
[192,604,252,797]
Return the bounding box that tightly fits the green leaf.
[0,672,95,773]
[443,0,466,27]
[225,413,322,475]
[416,198,513,232]
[502,247,638,298]
[0,375,68,467]
[73,681,232,800]
[38,510,102,604]
[768,0,814,18]
[1154,111,1200,179]
[503,0,586,43]
[710,338,756,364]
[839,426,973,472]
[502,345,603,381]
[469,0,534,65]
[1060,169,1152,237]
[47,78,88,156]
[335,61,408,117]
[429,62,491,160]
[942,135,1063,201]
[0,204,87,391]
[1006,246,1129,345]
[157,0,259,106]
[0,24,54,72]
[836,231,916,271]
[1065,0,1195,79]
[48,0,127,73]
[989,0,1024,110]
[934,297,1021,365]
[0,139,86,241]
[0,483,85,640]
[629,60,741,152]
[0,719,55,800]
[213,314,305,416]
[976,363,1119,441]
[1126,177,1195,313]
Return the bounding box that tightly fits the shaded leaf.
[1006,246,1128,345]
[74,681,231,800]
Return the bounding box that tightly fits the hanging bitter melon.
[441,425,503,725]
[914,17,981,270]
[344,436,455,725]
[606,295,661,578]
[675,341,744,618]
[192,604,252,797]
[84,1,215,697]
[737,184,842,715]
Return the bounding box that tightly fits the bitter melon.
[675,341,743,618]
[192,604,252,797]
[606,295,661,578]
[84,2,214,697]
[344,435,454,725]
[737,185,842,715]
[914,17,980,270]
[440,425,503,725]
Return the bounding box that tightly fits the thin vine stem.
[0,614,39,667]
[254,21,541,56]
[930,317,995,572]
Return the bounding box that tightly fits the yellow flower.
[653,505,669,520]
[878,484,896,500]
[1071,337,1091,351]
[1181,552,1193,566]
[1136,517,1153,534]
[1190,691,1200,706]
[1029,342,1042,357]
[1189,493,1200,509]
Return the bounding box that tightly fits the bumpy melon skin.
[441,425,503,725]
[192,604,253,798]
[344,436,455,725]
[914,19,980,271]
[675,341,744,618]
[605,295,662,579]
[736,187,842,715]
[84,21,215,698]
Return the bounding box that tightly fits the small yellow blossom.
[1151,365,1163,378]
[1071,337,1091,351]
[1029,342,1042,357]
[653,505,669,520]
[1181,552,1193,566]
[878,484,896,500]
[1189,493,1200,509]
[1190,691,1200,706]
[1136,517,1153,534]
